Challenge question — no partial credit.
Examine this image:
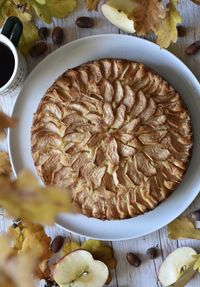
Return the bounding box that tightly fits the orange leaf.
[130,0,165,35]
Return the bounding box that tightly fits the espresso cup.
[0,16,27,96]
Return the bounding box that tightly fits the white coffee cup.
[0,17,27,96]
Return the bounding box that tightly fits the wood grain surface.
[0,1,200,286]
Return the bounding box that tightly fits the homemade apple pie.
[31,59,192,220]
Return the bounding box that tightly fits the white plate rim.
[7,33,200,241]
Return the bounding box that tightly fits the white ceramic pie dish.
[8,34,200,241]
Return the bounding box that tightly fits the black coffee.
[0,43,15,88]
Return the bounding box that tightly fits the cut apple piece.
[101,0,136,33]
[53,249,109,287]
[158,247,197,287]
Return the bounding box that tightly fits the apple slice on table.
[158,247,197,287]
[101,0,136,33]
[53,249,109,287]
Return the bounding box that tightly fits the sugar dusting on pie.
[31,59,192,220]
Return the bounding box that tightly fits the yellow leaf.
[1,0,76,54]
[1,1,39,55]
[167,217,200,240]
[28,0,76,23]
[9,221,52,279]
[0,235,13,262]
[9,222,51,259]
[0,170,72,224]
[0,235,37,287]
[6,252,37,287]
[193,254,200,272]
[0,152,11,177]
[130,0,165,35]
[0,275,15,287]
[0,111,17,139]
[61,240,80,256]
[173,263,197,287]
[86,0,100,11]
[157,0,182,48]
[47,0,77,18]
[81,239,102,251]
[28,0,52,24]
[81,239,117,270]
[18,21,39,55]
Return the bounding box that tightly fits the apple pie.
[31,59,193,220]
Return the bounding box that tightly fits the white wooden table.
[1,1,200,286]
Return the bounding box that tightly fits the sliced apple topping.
[53,250,109,287]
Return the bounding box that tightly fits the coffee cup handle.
[1,16,23,47]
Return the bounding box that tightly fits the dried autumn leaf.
[0,4,4,27]
[1,0,39,55]
[30,0,76,22]
[18,21,39,55]
[46,0,77,18]
[0,235,37,287]
[0,111,17,139]
[0,238,16,286]
[130,0,165,35]
[5,252,37,287]
[81,239,102,253]
[61,240,80,257]
[29,1,50,24]
[86,0,100,11]
[0,170,72,224]
[0,274,15,287]
[0,235,13,262]
[193,254,200,272]
[9,222,52,279]
[0,152,11,177]
[167,217,200,240]
[9,222,51,260]
[0,0,76,54]
[81,239,117,270]
[172,263,197,287]
[157,0,182,48]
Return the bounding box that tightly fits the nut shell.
[50,235,65,253]
[146,247,159,259]
[76,17,94,28]
[126,253,141,267]
[52,27,64,45]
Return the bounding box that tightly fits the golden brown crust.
[31,59,193,220]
